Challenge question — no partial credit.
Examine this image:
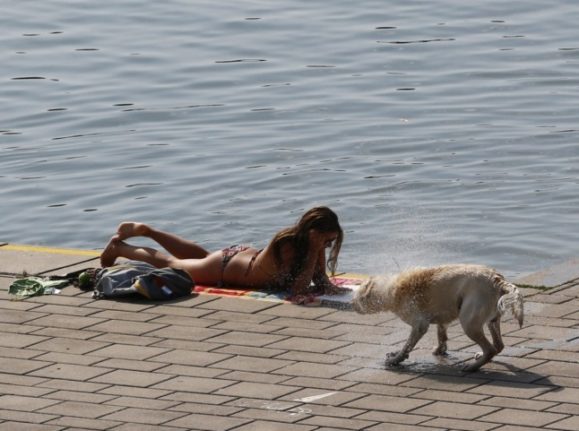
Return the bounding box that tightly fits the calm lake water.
[2,0,578,277]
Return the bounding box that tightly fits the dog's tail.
[495,275,524,328]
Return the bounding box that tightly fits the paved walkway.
[0,243,578,431]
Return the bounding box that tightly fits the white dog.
[352,264,524,372]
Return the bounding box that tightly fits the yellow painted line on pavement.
[2,244,100,257]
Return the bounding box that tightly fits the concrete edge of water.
[1,243,578,291]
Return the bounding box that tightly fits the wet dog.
[352,264,524,371]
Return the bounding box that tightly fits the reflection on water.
[1,0,579,277]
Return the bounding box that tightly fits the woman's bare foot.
[116,222,150,240]
[100,237,121,267]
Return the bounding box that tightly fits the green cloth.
[8,277,68,300]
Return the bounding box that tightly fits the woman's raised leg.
[115,222,210,259]
[101,237,175,268]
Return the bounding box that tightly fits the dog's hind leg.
[488,317,504,354]
[432,323,449,356]
[460,324,497,372]
[386,320,429,366]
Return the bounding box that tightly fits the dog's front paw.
[432,345,448,356]
[385,351,408,366]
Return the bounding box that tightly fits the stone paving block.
[199,296,279,313]
[282,388,365,406]
[411,389,487,404]
[145,304,215,318]
[29,314,106,330]
[534,386,579,403]
[38,400,124,418]
[101,407,187,425]
[275,350,349,364]
[267,337,350,353]
[300,415,378,429]
[90,343,169,360]
[218,370,289,384]
[227,420,316,431]
[34,329,101,343]
[261,304,334,319]
[169,402,243,415]
[422,417,497,431]
[205,310,277,324]
[111,425,188,431]
[90,369,173,387]
[91,332,164,346]
[149,348,231,367]
[31,303,99,317]
[233,407,308,423]
[0,383,54,398]
[0,323,38,336]
[30,363,112,381]
[0,394,60,412]
[147,324,225,341]
[30,337,110,355]
[163,392,236,405]
[0,358,50,374]
[43,390,116,404]
[165,413,252,431]
[148,314,219,327]
[32,352,103,366]
[400,374,487,392]
[211,355,293,373]
[95,358,166,372]
[216,382,301,400]
[213,343,288,358]
[152,338,221,351]
[45,416,122,430]
[338,368,418,386]
[343,393,431,413]
[211,320,285,334]
[269,317,340,330]
[105,395,180,410]
[478,395,558,411]
[208,331,288,347]
[274,362,357,379]
[0,345,41,359]
[412,400,498,420]
[479,408,568,427]
[547,403,579,415]
[90,309,160,322]
[365,423,445,431]
[0,420,61,430]
[90,319,168,336]
[98,385,172,399]
[282,376,356,391]
[0,308,47,324]
[85,299,155,312]
[329,342,393,359]
[467,380,554,398]
[347,383,420,398]
[36,379,110,393]
[547,415,579,431]
[152,375,235,393]
[528,361,579,378]
[0,332,47,348]
[156,364,227,379]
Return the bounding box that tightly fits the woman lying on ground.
[100,206,347,297]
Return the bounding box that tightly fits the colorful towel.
[193,274,366,307]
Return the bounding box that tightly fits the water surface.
[2,0,579,277]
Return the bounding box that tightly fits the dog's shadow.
[381,354,559,389]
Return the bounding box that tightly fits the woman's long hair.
[271,206,343,284]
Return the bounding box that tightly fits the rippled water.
[2,0,578,277]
